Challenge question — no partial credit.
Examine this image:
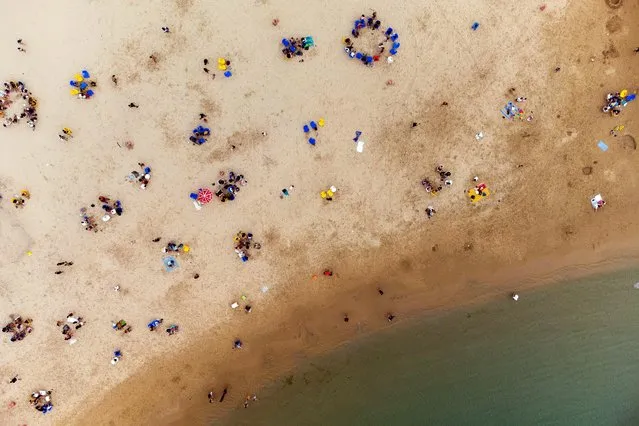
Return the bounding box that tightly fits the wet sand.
[0,0,637,424]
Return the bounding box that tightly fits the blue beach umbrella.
[308,137,316,145]
[81,70,90,78]
[224,71,232,78]
[69,80,78,87]
[310,121,318,130]
[303,124,310,133]
[390,49,397,55]
[86,90,94,96]
[282,38,290,47]
[79,82,88,90]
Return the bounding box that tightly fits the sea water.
[224,268,639,426]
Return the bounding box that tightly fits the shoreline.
[66,235,639,426]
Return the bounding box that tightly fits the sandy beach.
[0,0,638,424]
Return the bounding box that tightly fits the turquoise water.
[224,268,639,426]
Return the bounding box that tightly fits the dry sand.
[0,0,638,424]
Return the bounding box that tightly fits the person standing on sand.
[208,391,215,403]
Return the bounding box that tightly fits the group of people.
[147,318,179,335]
[69,70,96,100]
[56,313,85,341]
[234,231,260,263]
[11,189,30,208]
[302,119,325,145]
[421,165,453,195]
[79,207,98,232]
[1,80,38,129]
[58,127,73,141]
[2,315,33,342]
[162,241,190,254]
[111,319,132,334]
[214,170,247,202]
[126,163,152,189]
[189,124,211,145]
[467,178,490,203]
[501,97,533,121]
[78,195,124,231]
[343,12,400,66]
[29,390,53,414]
[281,36,314,59]
[202,57,233,78]
[601,91,635,115]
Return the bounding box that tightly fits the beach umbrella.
[70,89,80,96]
[81,70,90,79]
[79,82,88,90]
[86,90,94,97]
[74,74,83,82]
[197,187,213,204]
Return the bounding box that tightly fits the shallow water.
[224,267,639,426]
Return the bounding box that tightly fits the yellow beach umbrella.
[217,58,226,65]
[70,88,80,96]
[318,118,325,127]
[620,89,628,98]
[320,191,327,199]
[218,64,227,71]
[74,74,84,82]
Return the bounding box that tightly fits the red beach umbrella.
[197,187,213,204]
